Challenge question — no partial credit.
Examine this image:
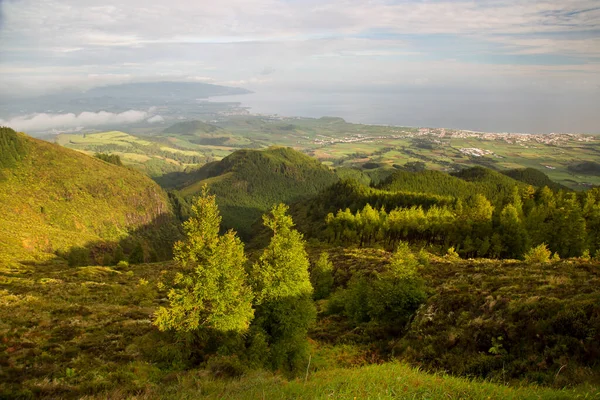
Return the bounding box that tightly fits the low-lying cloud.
[0,110,162,132]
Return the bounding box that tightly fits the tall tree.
[154,186,254,334]
[250,204,316,373]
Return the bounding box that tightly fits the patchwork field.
[55,117,600,189]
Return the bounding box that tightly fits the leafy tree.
[499,204,529,259]
[311,252,334,300]
[250,204,316,373]
[366,243,427,330]
[154,186,254,334]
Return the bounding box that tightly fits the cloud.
[146,115,164,123]
[259,66,276,75]
[0,110,150,132]
[0,0,599,97]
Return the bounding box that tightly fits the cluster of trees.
[154,187,317,373]
[325,186,600,259]
[94,152,123,166]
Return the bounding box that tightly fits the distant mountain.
[0,81,251,122]
[175,147,338,237]
[501,167,570,191]
[84,81,252,100]
[0,127,180,266]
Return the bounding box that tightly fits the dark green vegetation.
[569,161,600,176]
[173,146,338,237]
[0,127,179,267]
[502,167,570,192]
[3,128,600,398]
[290,166,600,260]
[0,126,28,169]
[94,152,123,166]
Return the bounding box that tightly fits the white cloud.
[0,0,599,97]
[147,115,164,123]
[0,110,150,132]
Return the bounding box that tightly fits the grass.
[91,362,598,399]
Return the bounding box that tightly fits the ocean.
[211,90,600,134]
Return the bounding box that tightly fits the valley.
[56,116,600,190]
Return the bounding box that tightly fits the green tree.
[499,204,529,259]
[154,186,254,334]
[250,203,316,373]
[311,252,334,300]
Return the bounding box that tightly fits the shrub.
[580,249,591,261]
[445,247,460,260]
[67,247,90,267]
[116,260,129,270]
[523,243,551,264]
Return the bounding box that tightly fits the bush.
[328,243,427,330]
[128,242,145,264]
[206,355,248,378]
[67,247,90,267]
[523,243,551,264]
[116,260,129,270]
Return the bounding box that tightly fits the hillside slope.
[378,167,530,204]
[0,127,180,265]
[176,147,339,237]
[502,167,570,192]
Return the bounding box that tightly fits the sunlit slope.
[0,127,179,265]
[177,146,339,237]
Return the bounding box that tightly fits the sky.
[0,0,599,98]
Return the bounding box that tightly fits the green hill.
[378,167,529,205]
[162,120,223,135]
[0,127,180,266]
[176,146,338,237]
[568,161,600,176]
[502,167,570,192]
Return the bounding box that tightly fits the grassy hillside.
[162,120,223,135]
[311,247,600,387]
[176,147,339,237]
[0,128,180,266]
[55,131,208,178]
[2,256,597,399]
